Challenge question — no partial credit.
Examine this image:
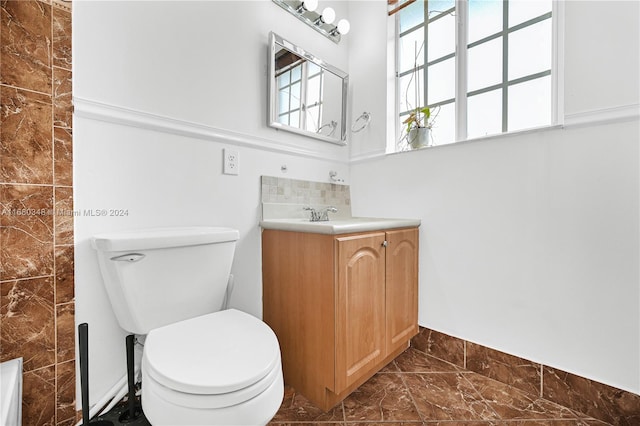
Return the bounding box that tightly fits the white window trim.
[455,0,469,142]
[551,0,565,127]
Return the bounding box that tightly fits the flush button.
[110,253,146,262]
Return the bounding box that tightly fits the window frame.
[276,61,304,128]
[276,61,326,133]
[393,0,563,150]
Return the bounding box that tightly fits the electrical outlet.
[223,148,239,175]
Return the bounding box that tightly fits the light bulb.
[321,7,336,24]
[303,0,318,12]
[336,19,350,35]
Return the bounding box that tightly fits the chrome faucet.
[303,206,338,222]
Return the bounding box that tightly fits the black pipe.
[77,323,115,425]
[126,334,137,420]
[79,323,90,425]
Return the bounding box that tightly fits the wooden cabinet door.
[335,232,386,392]
[385,228,419,355]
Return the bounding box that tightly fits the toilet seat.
[143,358,282,409]
[143,309,281,408]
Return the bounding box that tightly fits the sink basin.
[259,217,421,235]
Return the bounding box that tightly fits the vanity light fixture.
[272,0,350,43]
[296,0,317,13]
[315,7,336,25]
[330,19,350,36]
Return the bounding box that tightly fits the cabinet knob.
[382,240,388,247]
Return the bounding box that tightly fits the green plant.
[403,106,432,133]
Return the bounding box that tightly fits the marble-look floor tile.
[1,87,53,184]
[53,127,73,186]
[394,347,462,373]
[0,184,54,280]
[266,344,629,426]
[269,370,613,425]
[404,372,498,422]
[56,359,76,424]
[343,373,422,422]
[269,422,345,426]
[52,6,72,70]
[271,423,343,426]
[56,302,74,363]
[0,276,55,370]
[56,417,78,426]
[54,245,74,304]
[543,367,640,425]
[0,0,52,93]
[23,365,56,426]
[487,421,609,425]
[347,423,423,425]
[420,423,493,425]
[463,372,584,421]
[466,342,542,397]
[410,328,465,368]
[380,358,401,372]
[270,385,344,423]
[54,186,73,245]
[53,67,72,128]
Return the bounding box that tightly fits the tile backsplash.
[261,176,351,220]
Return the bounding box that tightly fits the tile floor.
[269,347,610,425]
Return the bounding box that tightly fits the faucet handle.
[303,206,320,221]
[319,206,338,221]
[303,206,338,222]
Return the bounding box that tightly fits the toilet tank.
[91,227,239,335]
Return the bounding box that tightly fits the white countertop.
[259,217,421,235]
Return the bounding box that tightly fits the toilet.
[91,227,284,426]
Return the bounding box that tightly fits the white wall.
[74,0,640,405]
[348,0,640,394]
[73,0,351,402]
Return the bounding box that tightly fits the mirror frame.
[268,32,348,145]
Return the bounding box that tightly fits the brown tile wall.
[412,327,640,425]
[0,1,75,425]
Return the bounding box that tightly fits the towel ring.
[351,112,371,133]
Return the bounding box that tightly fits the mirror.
[268,32,348,145]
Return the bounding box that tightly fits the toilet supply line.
[73,368,142,426]
[74,337,142,426]
[73,365,141,426]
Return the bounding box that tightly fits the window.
[275,53,326,134]
[395,0,556,150]
[276,61,303,128]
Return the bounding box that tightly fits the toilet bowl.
[91,227,284,425]
[141,309,283,426]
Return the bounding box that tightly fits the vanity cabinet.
[262,227,418,410]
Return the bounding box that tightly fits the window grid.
[305,67,325,132]
[398,5,456,120]
[277,63,304,127]
[396,0,553,146]
[277,63,326,133]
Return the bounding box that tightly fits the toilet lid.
[143,309,281,395]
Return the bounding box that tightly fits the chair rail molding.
[73,97,349,163]
[564,103,640,128]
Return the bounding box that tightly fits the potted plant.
[398,40,439,150]
[403,106,433,149]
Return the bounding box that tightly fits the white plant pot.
[408,127,431,149]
